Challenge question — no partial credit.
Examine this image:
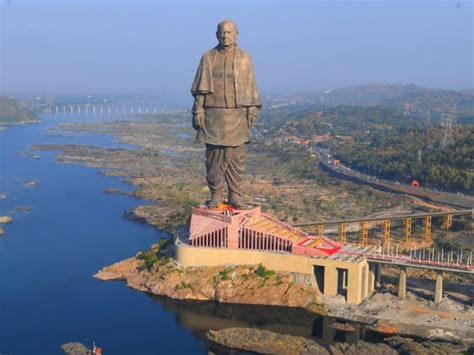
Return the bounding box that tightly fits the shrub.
[219,267,233,280]
[254,264,275,279]
[136,239,170,271]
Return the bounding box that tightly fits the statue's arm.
[192,95,206,131]
[247,106,260,128]
[192,95,205,115]
[243,53,261,127]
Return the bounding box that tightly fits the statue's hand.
[247,110,257,128]
[192,112,205,131]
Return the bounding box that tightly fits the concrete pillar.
[375,264,381,288]
[398,267,407,299]
[434,272,443,304]
[324,266,338,297]
[347,264,363,305]
[361,265,367,300]
[368,263,381,293]
[368,264,375,294]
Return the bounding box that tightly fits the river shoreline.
[32,116,473,351]
[94,250,474,345]
[206,327,472,354]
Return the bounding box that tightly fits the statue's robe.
[191,45,261,147]
[191,45,261,201]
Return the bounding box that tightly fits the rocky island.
[95,244,323,312]
[33,112,473,353]
[0,216,13,237]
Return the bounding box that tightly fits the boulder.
[0,216,12,224]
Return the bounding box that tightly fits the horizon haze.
[1,0,473,99]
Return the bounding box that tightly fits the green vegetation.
[266,84,473,123]
[434,239,471,253]
[253,264,276,287]
[332,126,474,193]
[254,264,275,279]
[261,105,418,138]
[174,281,193,291]
[218,266,234,280]
[0,96,38,125]
[164,198,200,231]
[279,105,419,137]
[136,238,170,271]
[248,141,395,222]
[251,143,331,183]
[259,94,473,194]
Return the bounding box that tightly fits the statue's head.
[216,20,239,48]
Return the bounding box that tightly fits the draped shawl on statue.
[191,45,261,107]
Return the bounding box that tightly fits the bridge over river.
[43,104,188,116]
[294,209,473,304]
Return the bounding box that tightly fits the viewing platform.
[175,206,473,305]
[176,206,376,305]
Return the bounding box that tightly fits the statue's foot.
[228,193,244,209]
[207,193,223,209]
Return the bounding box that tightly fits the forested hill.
[269,84,473,124]
[332,126,474,193]
[261,105,419,138]
[0,96,39,126]
[258,98,473,194]
[383,89,473,123]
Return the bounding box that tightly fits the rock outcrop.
[206,327,469,354]
[61,342,91,354]
[95,257,324,311]
[207,327,331,354]
[0,216,12,224]
[206,327,399,354]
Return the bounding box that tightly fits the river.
[0,112,377,354]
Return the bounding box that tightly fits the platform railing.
[189,227,228,248]
[238,226,292,253]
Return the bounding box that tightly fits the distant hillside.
[261,105,418,138]
[382,88,473,122]
[0,96,39,126]
[258,98,473,193]
[312,84,425,106]
[276,84,473,123]
[332,126,474,193]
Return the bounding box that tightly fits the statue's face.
[216,22,238,47]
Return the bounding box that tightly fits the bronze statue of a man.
[191,20,261,209]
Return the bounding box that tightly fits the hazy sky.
[0,0,472,98]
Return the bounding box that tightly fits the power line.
[440,104,457,148]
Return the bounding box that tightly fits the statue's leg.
[225,144,246,208]
[205,144,225,207]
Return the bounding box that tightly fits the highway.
[315,148,474,209]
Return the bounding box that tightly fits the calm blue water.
[0,113,207,354]
[0,112,375,354]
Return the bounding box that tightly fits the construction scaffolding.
[423,216,432,241]
[339,223,347,243]
[403,218,412,242]
[383,219,391,248]
[359,221,369,245]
